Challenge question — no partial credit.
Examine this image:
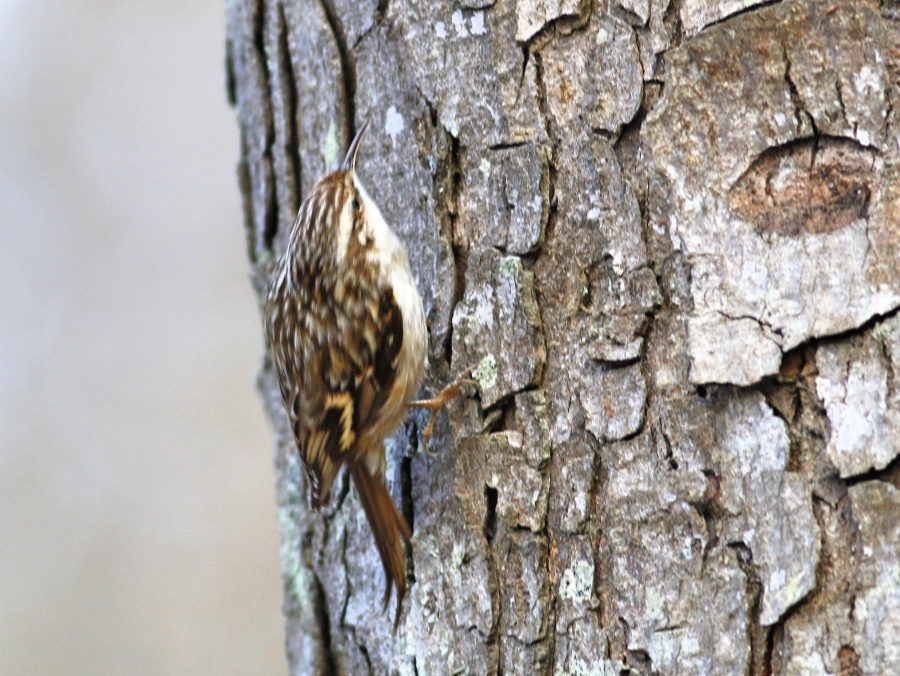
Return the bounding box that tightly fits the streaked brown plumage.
[265,120,426,628]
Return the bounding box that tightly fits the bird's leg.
[409,369,477,447]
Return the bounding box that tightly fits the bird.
[264,118,465,629]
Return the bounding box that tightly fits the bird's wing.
[267,283,404,506]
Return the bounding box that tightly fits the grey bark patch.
[393,1,545,146]
[781,482,900,674]
[459,143,549,255]
[496,530,549,644]
[548,434,595,533]
[540,11,642,135]
[553,616,619,675]
[815,314,900,478]
[451,249,546,408]
[714,392,820,626]
[486,431,549,530]
[580,362,646,442]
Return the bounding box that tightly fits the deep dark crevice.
[357,642,373,675]
[253,0,279,255]
[484,485,499,542]
[611,104,648,151]
[521,45,559,668]
[661,0,684,49]
[885,0,900,20]
[300,524,316,567]
[518,44,530,103]
[311,569,339,676]
[625,648,652,672]
[318,0,357,143]
[400,453,415,534]
[225,38,237,107]
[845,454,900,489]
[261,165,278,258]
[374,0,389,24]
[729,543,773,676]
[699,0,784,33]
[531,51,554,147]
[489,141,529,151]
[661,427,678,470]
[835,79,848,128]
[693,469,723,568]
[781,41,806,135]
[236,146,257,264]
[480,384,542,425]
[441,131,466,364]
[530,53,559,249]
[879,323,896,385]
[775,302,900,376]
[330,466,352,514]
[252,0,274,150]
[277,3,302,212]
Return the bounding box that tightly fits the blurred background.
[0,1,285,673]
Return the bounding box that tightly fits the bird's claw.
[409,369,477,450]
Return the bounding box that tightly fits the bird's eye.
[351,197,361,212]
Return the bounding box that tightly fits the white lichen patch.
[473,354,498,390]
[469,11,487,36]
[277,505,308,606]
[384,106,405,142]
[560,559,595,603]
[451,9,468,37]
[322,117,339,169]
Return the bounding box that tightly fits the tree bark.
[226,0,900,673]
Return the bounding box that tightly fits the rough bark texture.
[226,0,900,673]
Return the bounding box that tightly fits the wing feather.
[267,274,405,506]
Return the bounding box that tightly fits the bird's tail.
[349,462,412,630]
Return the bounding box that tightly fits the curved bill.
[341,118,372,171]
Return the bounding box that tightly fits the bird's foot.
[409,369,477,449]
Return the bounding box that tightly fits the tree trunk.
[225,0,900,673]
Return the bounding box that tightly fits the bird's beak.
[342,118,371,171]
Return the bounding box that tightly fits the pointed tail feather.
[349,462,411,631]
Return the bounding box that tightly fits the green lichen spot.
[559,559,594,602]
[562,654,619,676]
[473,354,498,390]
[479,158,492,178]
[278,507,308,606]
[645,588,664,619]
[323,118,339,168]
[464,311,481,333]
[499,256,520,280]
[872,314,900,342]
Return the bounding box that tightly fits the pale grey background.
[0,1,285,673]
